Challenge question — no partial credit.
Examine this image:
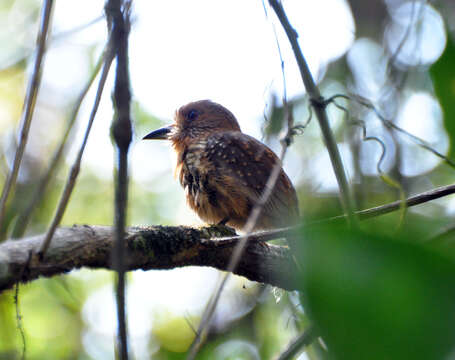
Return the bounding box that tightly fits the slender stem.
[38,42,116,257]
[329,93,455,169]
[217,183,455,244]
[268,0,356,225]
[0,0,55,236]
[187,148,291,359]
[187,52,297,360]
[12,49,105,239]
[114,152,129,360]
[189,2,357,354]
[107,0,133,358]
[14,284,26,360]
[52,15,105,41]
[276,326,318,360]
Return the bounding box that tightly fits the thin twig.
[187,145,292,359]
[52,15,105,41]
[329,99,407,228]
[329,94,455,169]
[0,15,104,74]
[187,8,304,355]
[38,39,116,258]
[14,250,32,360]
[14,284,26,360]
[268,0,357,225]
[1,184,455,293]
[355,183,455,219]
[12,48,106,239]
[187,13,299,355]
[387,0,419,67]
[217,183,455,245]
[262,0,289,127]
[107,0,133,358]
[0,0,55,236]
[189,1,359,354]
[275,325,318,360]
[329,100,387,175]
[187,24,299,360]
[384,119,455,167]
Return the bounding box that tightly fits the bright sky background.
[44,0,448,196]
[48,0,356,186]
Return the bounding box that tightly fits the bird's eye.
[187,109,198,120]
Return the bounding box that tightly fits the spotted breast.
[178,131,299,230]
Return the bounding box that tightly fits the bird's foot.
[217,217,230,226]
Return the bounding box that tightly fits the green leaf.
[298,224,455,360]
[430,35,455,160]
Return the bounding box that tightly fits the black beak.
[142,125,172,140]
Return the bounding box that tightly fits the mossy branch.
[0,225,297,294]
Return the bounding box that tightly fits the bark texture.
[0,225,298,293]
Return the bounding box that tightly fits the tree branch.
[1,183,454,294]
[1,183,455,294]
[0,225,297,294]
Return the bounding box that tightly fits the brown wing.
[194,131,299,230]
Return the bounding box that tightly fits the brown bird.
[143,100,299,231]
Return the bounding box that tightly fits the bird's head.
[143,100,241,152]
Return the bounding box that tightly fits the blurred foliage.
[153,313,199,353]
[0,64,25,131]
[61,172,114,226]
[0,292,18,357]
[254,292,300,359]
[298,220,455,360]
[0,0,455,359]
[431,35,455,160]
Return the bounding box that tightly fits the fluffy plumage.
[143,100,299,230]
